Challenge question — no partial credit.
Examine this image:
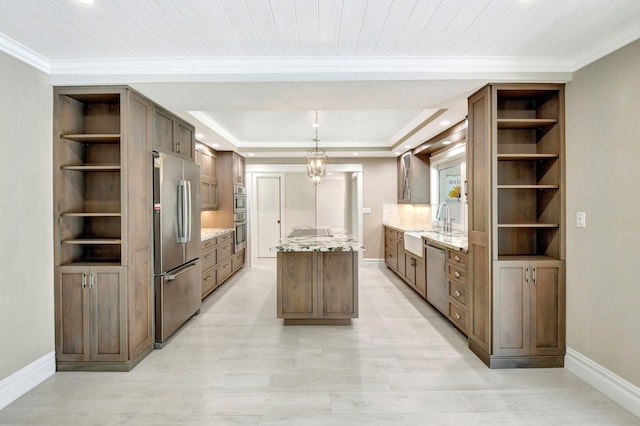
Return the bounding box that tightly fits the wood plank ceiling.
[1,0,639,155]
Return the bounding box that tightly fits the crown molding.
[0,33,49,73]
[47,56,574,85]
[572,26,640,71]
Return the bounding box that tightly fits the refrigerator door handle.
[185,180,192,242]
[165,260,198,281]
[177,180,188,243]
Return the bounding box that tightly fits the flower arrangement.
[448,184,461,199]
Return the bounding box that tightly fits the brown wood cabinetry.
[55,266,127,363]
[233,152,246,186]
[446,250,469,334]
[53,86,154,371]
[384,226,402,272]
[200,231,240,299]
[404,252,426,297]
[277,251,358,323]
[466,83,566,368]
[398,151,429,203]
[195,143,219,210]
[384,226,425,297]
[493,259,565,361]
[152,104,194,161]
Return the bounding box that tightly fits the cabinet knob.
[454,255,460,262]
[455,312,461,320]
[455,290,461,297]
[82,273,87,289]
[454,271,460,278]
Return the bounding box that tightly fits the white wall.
[0,52,54,381]
[566,38,640,387]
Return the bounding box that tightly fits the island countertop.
[270,227,365,252]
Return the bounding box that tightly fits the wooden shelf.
[60,164,121,171]
[60,260,122,267]
[61,238,122,245]
[497,184,559,189]
[497,223,559,228]
[497,119,558,129]
[497,153,559,160]
[61,212,121,217]
[61,134,120,143]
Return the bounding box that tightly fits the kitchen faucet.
[436,202,452,233]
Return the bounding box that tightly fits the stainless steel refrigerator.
[153,151,201,348]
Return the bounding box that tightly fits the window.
[430,145,467,231]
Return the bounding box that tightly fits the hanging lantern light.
[306,110,328,186]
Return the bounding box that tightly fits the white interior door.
[257,176,281,258]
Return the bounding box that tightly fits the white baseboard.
[0,351,55,410]
[565,347,640,418]
[362,258,384,264]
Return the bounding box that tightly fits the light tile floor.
[1,259,638,425]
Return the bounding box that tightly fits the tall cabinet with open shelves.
[467,84,565,368]
[53,86,154,371]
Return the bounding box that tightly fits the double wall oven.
[233,185,247,252]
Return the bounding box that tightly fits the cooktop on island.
[288,228,333,237]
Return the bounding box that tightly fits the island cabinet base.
[277,251,359,323]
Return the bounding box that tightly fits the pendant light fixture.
[306,110,328,186]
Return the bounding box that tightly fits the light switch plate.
[576,211,586,228]
[362,207,371,215]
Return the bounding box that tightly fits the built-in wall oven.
[233,185,247,252]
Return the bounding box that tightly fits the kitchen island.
[271,227,364,325]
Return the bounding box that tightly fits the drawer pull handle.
[455,312,461,320]
[454,255,460,262]
[454,290,461,297]
[204,275,212,281]
[454,271,460,278]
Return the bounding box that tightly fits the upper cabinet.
[195,143,219,211]
[233,152,245,186]
[466,83,565,369]
[152,105,194,161]
[397,151,429,203]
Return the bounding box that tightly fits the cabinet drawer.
[217,232,233,243]
[447,250,467,268]
[448,301,468,335]
[218,241,233,261]
[447,264,466,283]
[385,236,398,252]
[202,247,217,272]
[232,249,245,272]
[201,237,217,251]
[201,267,217,298]
[448,279,468,308]
[218,258,232,283]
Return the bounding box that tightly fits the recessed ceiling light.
[211,143,220,148]
[440,120,451,126]
[353,153,359,156]
[196,133,203,139]
[404,145,411,149]
[394,151,401,155]
[312,123,319,128]
[327,172,333,176]
[442,140,452,145]
[248,153,255,157]
[77,0,95,4]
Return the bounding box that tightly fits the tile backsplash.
[383,203,432,230]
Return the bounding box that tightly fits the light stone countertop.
[385,223,468,253]
[270,227,365,252]
[201,228,234,241]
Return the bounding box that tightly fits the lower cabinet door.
[277,252,316,318]
[55,267,91,362]
[530,260,565,356]
[89,267,127,362]
[493,261,529,357]
[55,266,127,362]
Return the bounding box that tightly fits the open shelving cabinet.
[56,92,124,266]
[493,87,564,261]
[467,83,566,369]
[53,86,155,371]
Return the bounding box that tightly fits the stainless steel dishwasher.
[426,242,447,315]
